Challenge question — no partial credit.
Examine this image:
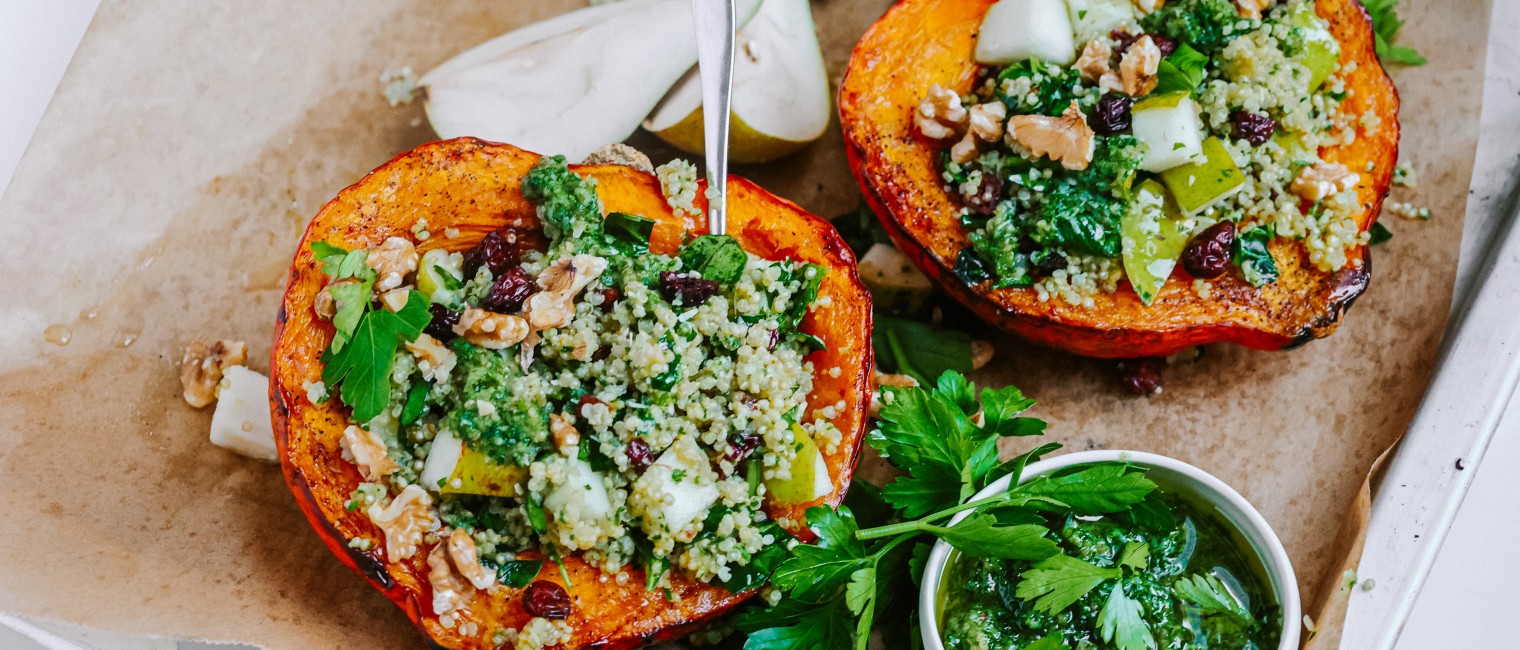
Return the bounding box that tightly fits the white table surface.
[0,1,1512,648]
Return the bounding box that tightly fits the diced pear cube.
[1066,0,1138,46]
[1158,137,1246,216]
[1132,93,1205,173]
[209,366,278,462]
[976,0,1078,66]
[544,459,613,521]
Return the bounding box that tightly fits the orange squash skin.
[269,139,873,649]
[840,0,1399,358]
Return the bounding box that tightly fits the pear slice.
[643,0,830,164]
[1121,180,1192,306]
[419,429,526,497]
[764,424,833,504]
[420,0,761,161]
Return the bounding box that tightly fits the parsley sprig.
[312,240,432,423]
[1362,0,1427,66]
[736,372,1164,649]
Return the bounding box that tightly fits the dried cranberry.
[597,287,623,313]
[462,230,516,279]
[1029,251,1069,277]
[659,271,720,306]
[522,581,571,619]
[626,439,654,472]
[1181,221,1236,279]
[424,304,461,341]
[725,432,762,464]
[767,329,781,352]
[1118,358,1164,396]
[1150,34,1178,57]
[1089,94,1134,135]
[478,267,532,313]
[1231,111,1278,146]
[591,345,611,362]
[962,172,1004,215]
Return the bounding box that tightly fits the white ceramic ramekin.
[918,450,1300,650]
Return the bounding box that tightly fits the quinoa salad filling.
[918,0,1374,307]
[309,155,836,638]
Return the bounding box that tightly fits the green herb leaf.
[719,521,792,593]
[496,560,544,588]
[1362,0,1427,66]
[679,234,749,284]
[603,212,656,253]
[741,599,854,650]
[980,383,1043,438]
[921,513,1061,562]
[872,316,974,387]
[1026,633,1068,650]
[1016,554,1122,614]
[523,496,548,535]
[1369,221,1393,245]
[1154,43,1209,95]
[321,291,432,423]
[1233,224,1279,287]
[781,263,826,331]
[399,382,429,426]
[771,507,869,601]
[1120,541,1150,570]
[1114,492,1180,533]
[1099,582,1158,650]
[1175,573,1254,625]
[1012,463,1158,515]
[844,567,877,615]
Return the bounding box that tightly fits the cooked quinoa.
[926,0,1369,306]
[318,155,831,646]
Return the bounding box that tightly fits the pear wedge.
[420,0,761,161]
[643,0,831,164]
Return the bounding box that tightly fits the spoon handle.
[691,0,735,236]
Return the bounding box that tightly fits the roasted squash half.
[269,138,873,648]
[840,0,1398,358]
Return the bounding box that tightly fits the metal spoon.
[691,0,736,236]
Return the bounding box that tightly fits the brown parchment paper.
[0,0,1490,647]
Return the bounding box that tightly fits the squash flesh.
[839,0,1399,358]
[270,138,873,648]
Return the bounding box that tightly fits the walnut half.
[366,485,439,563]
[179,340,248,408]
[1006,101,1096,171]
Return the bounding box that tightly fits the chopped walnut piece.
[525,255,608,332]
[971,340,996,370]
[1077,40,1114,83]
[367,485,439,563]
[1291,161,1361,202]
[1236,0,1272,19]
[406,333,457,382]
[341,425,398,481]
[454,308,530,349]
[581,143,654,174]
[428,542,471,615]
[951,102,1008,164]
[1006,101,1096,171]
[1132,0,1164,14]
[1120,36,1161,97]
[914,84,968,140]
[550,413,581,453]
[447,528,495,590]
[366,237,419,292]
[179,340,248,408]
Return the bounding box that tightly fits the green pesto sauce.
[940,491,1282,650]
